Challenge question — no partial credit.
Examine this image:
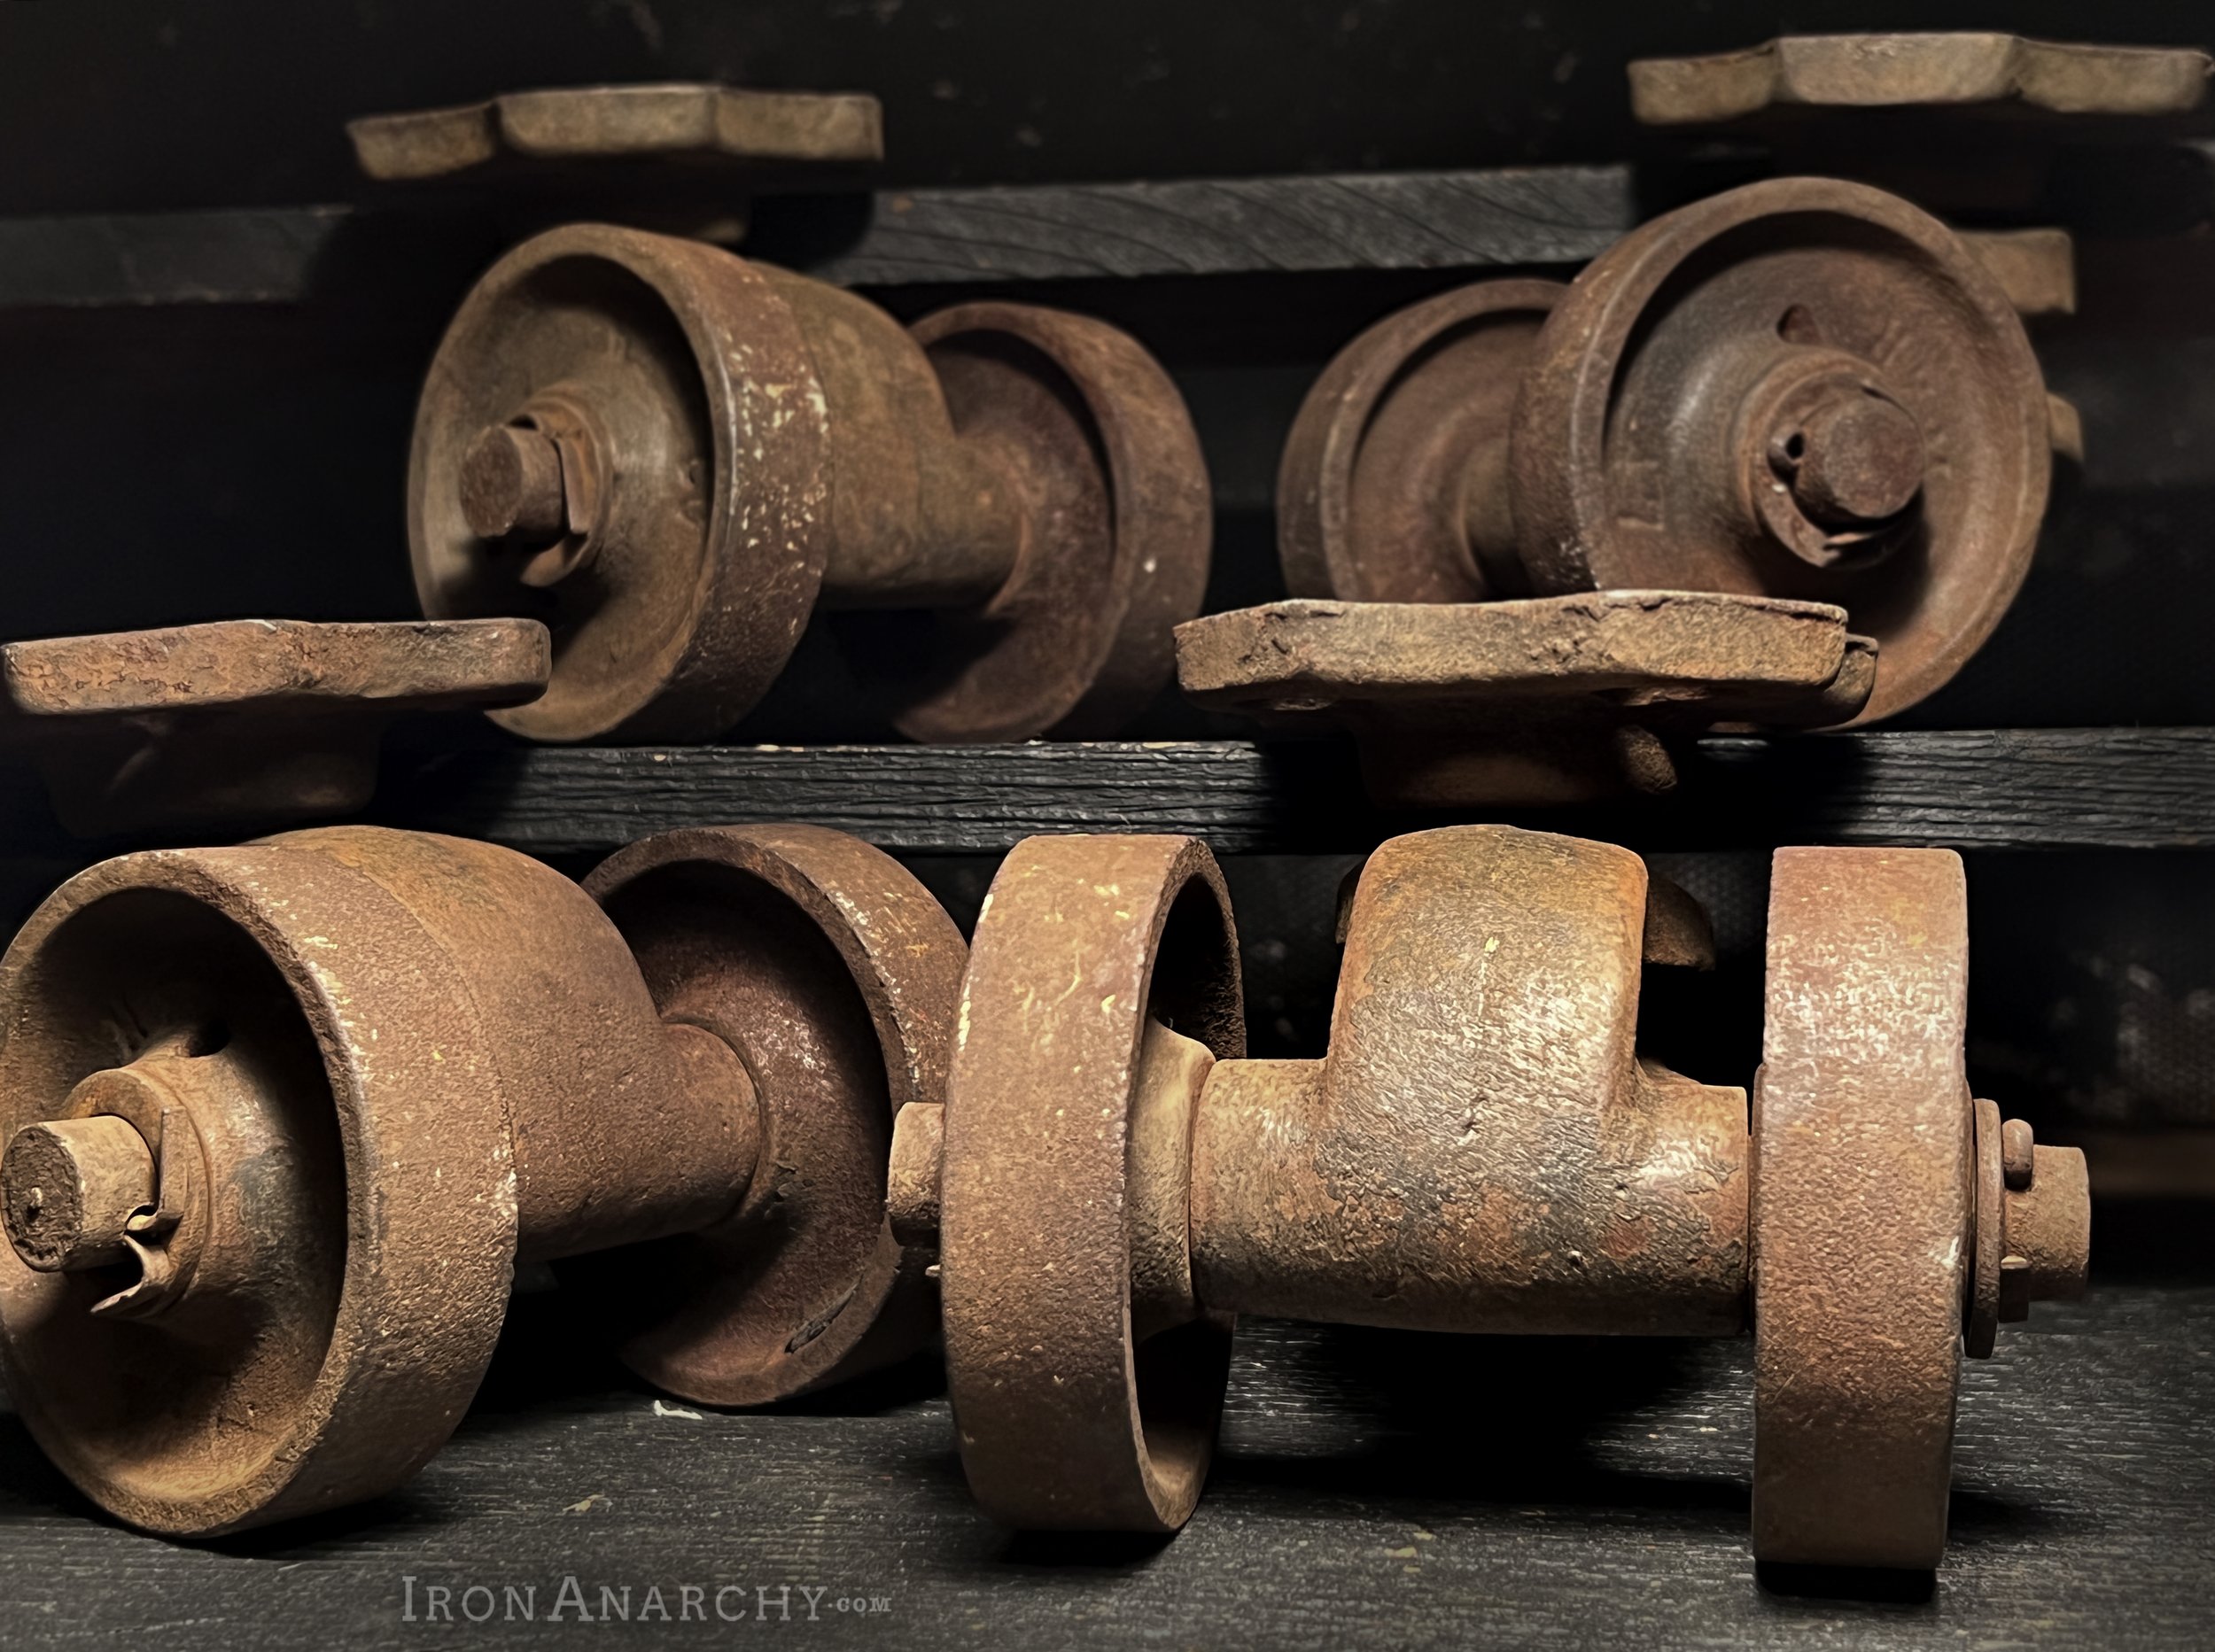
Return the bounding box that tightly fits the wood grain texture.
[0,1285,2203,1648]
[0,166,1636,309]
[366,729,2215,857]
[793,167,1632,285]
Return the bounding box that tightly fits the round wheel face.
[0,849,514,1537]
[578,826,966,1405]
[940,834,1244,1531]
[408,225,831,741]
[1753,847,1975,1570]
[1278,279,1564,603]
[835,304,1211,742]
[1512,179,2050,723]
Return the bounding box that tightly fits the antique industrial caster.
[0,823,962,1536]
[1184,177,2063,803]
[409,222,1210,744]
[890,826,2090,1565]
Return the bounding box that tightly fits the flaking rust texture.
[939,834,1242,1532]
[1190,828,1748,1337]
[0,823,965,1537]
[1753,849,1974,1569]
[411,223,1209,747]
[903,825,2088,1572]
[0,617,549,836]
[1253,177,2056,791]
[1174,593,1874,805]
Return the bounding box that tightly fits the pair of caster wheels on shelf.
[411,175,2056,753]
[0,175,2061,834]
[0,820,2086,1571]
[1177,176,2065,802]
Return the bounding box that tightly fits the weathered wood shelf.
[0,1283,2202,1648]
[0,165,1639,308]
[361,728,2215,857]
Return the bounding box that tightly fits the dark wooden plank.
[372,740,1364,856]
[782,167,1632,285]
[0,1284,2203,1648]
[0,166,1635,310]
[1672,727,2215,851]
[368,729,2215,857]
[0,206,354,308]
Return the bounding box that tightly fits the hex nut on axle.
[929,826,2089,1575]
[1,1116,155,1273]
[0,823,963,1536]
[1272,178,2052,734]
[411,224,1209,745]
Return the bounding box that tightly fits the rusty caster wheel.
[892,826,2090,1566]
[902,834,1246,1530]
[0,823,961,1536]
[410,222,1209,744]
[1753,847,2091,1569]
[1279,178,2053,723]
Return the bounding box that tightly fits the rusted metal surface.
[1175,593,1873,805]
[1267,180,2052,740]
[889,303,1211,741]
[1191,827,1747,1336]
[412,224,1208,744]
[0,833,517,1537]
[1753,848,1986,1568]
[1,1115,156,1273]
[1745,845,2085,1562]
[1274,239,2057,616]
[905,826,2087,1569]
[0,822,960,1537]
[939,834,1243,1531]
[1278,277,1562,605]
[1513,179,2050,725]
[579,825,968,1405]
[1629,35,2211,125]
[0,617,549,837]
[348,83,882,182]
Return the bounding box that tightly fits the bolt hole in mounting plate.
[834,302,1213,743]
[1753,847,1974,1570]
[409,223,834,743]
[574,826,966,1405]
[0,842,517,1536]
[940,834,1243,1531]
[0,618,549,838]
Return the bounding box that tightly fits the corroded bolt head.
[1771,388,1925,530]
[459,424,570,542]
[2,1115,155,1273]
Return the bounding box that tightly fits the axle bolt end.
[460,424,570,542]
[3,1115,155,1273]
